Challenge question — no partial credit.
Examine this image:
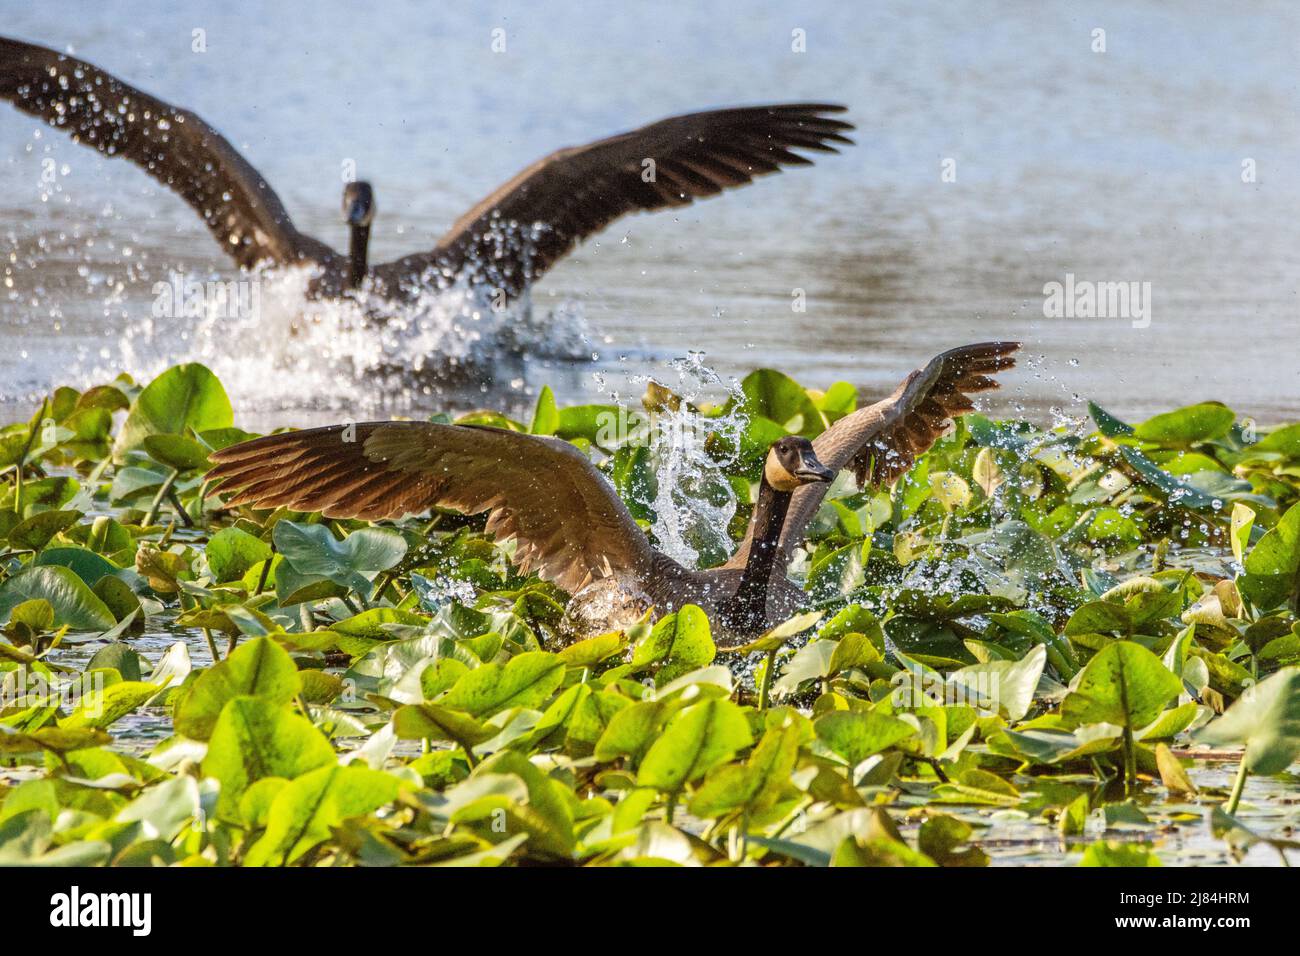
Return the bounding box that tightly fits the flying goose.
[0,35,854,305]
[204,342,1019,641]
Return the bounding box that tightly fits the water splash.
[109,265,593,415]
[626,352,747,570]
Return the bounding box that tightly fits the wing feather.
[0,35,335,270]
[371,104,853,300]
[725,342,1021,569]
[207,421,655,594]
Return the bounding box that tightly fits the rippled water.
[2,1,1298,429]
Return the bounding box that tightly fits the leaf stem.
[12,397,48,517]
[166,483,194,528]
[143,468,180,528]
[1225,756,1249,816]
[758,648,777,711]
[1122,724,1137,795]
[201,627,220,665]
[254,542,276,596]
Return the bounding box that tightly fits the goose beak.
[794,452,834,484]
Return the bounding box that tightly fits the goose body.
[206,343,1019,643]
[0,36,853,310]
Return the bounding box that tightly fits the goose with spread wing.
[204,343,1018,641]
[0,35,853,306]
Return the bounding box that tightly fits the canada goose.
[0,35,853,306]
[205,342,1019,641]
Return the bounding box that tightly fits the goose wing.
[371,103,853,299]
[726,342,1021,569]
[206,421,655,595]
[0,36,336,270]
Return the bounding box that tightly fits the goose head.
[764,436,834,492]
[342,180,376,228]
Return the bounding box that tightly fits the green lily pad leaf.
[1079,840,1161,867]
[999,725,1120,765]
[637,698,752,794]
[1062,641,1182,731]
[33,547,121,588]
[206,527,272,584]
[0,724,112,755]
[1239,502,1300,610]
[328,607,428,639]
[393,703,496,748]
[1064,600,1131,637]
[1195,667,1300,774]
[60,680,166,729]
[737,368,826,439]
[814,709,916,765]
[1088,402,1134,438]
[174,636,302,741]
[460,751,575,860]
[142,433,212,471]
[554,404,621,446]
[114,363,233,458]
[244,764,401,866]
[917,814,989,867]
[202,696,336,821]
[630,605,715,684]
[7,510,81,551]
[1134,403,1235,444]
[115,775,202,842]
[689,719,803,819]
[828,632,884,678]
[0,810,111,866]
[593,698,679,766]
[1230,503,1255,565]
[946,645,1046,721]
[273,521,407,596]
[929,471,973,512]
[294,671,341,706]
[441,651,565,719]
[92,574,142,626]
[1119,446,1218,510]
[529,384,560,435]
[86,642,142,682]
[557,630,627,667]
[1138,701,1202,740]
[721,610,823,656]
[933,768,1021,806]
[1154,743,1197,794]
[0,566,115,631]
[9,598,53,632]
[772,640,837,698]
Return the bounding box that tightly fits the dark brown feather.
[0,36,335,270]
[207,421,655,594]
[371,104,854,299]
[725,342,1021,570]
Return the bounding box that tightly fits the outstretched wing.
[726,342,1021,569]
[0,35,336,270]
[372,103,853,299]
[206,421,655,594]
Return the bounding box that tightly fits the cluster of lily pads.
[2,361,1299,866]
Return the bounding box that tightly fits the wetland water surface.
[2,1,1298,428]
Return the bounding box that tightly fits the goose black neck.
[348,224,370,289]
[724,477,793,634]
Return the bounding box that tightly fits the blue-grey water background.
[2,0,1298,428]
